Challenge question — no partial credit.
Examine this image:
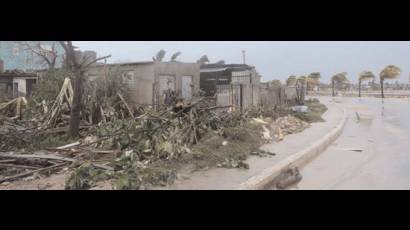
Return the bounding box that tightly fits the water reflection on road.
[296,97,410,190]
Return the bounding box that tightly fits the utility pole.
[242,50,246,65]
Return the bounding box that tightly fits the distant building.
[0,41,65,71]
[199,64,260,111]
[86,61,200,108]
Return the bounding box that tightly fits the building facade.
[86,61,200,108]
[200,64,261,111]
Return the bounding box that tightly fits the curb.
[237,107,347,190]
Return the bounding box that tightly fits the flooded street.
[296,96,410,189]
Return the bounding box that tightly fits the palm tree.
[331,72,348,97]
[170,52,181,61]
[306,72,321,95]
[380,65,401,98]
[197,55,210,65]
[271,80,282,87]
[153,49,166,62]
[286,75,297,87]
[358,71,375,97]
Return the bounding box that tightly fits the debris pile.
[267,115,310,141]
[0,152,73,184]
[0,69,327,189]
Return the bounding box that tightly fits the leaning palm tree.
[215,60,225,65]
[331,72,348,97]
[197,55,210,65]
[380,65,401,98]
[153,49,166,62]
[170,52,181,61]
[286,75,297,87]
[306,72,321,95]
[358,71,375,97]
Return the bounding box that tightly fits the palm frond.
[332,72,349,83]
[359,71,375,81]
[380,65,401,80]
[170,52,181,61]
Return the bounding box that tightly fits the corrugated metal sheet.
[232,70,251,77]
[200,68,228,73]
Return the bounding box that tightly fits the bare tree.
[358,71,375,97]
[59,41,111,138]
[379,65,401,98]
[20,41,59,69]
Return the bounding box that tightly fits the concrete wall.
[259,84,300,107]
[86,61,200,107]
[13,78,26,97]
[210,67,261,111]
[155,62,200,99]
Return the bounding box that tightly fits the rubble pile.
[268,115,311,141]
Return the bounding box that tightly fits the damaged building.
[200,64,261,111]
[0,57,39,99]
[86,61,200,108]
[0,41,65,99]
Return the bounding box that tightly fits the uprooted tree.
[58,41,111,138]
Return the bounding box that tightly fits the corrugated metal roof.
[200,67,228,73]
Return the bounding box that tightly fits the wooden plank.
[56,142,80,150]
[117,93,134,118]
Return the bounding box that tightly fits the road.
[295,96,410,190]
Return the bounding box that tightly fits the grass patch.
[292,99,327,123]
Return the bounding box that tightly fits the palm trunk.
[380,78,384,99]
[358,80,361,97]
[332,80,335,97]
[69,69,83,138]
[306,81,309,96]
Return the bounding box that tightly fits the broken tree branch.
[0,162,68,184]
[117,93,134,118]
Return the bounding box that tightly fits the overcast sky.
[73,41,410,83]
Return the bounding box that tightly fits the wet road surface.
[295,97,410,190]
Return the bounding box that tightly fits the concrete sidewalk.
[155,98,344,190]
